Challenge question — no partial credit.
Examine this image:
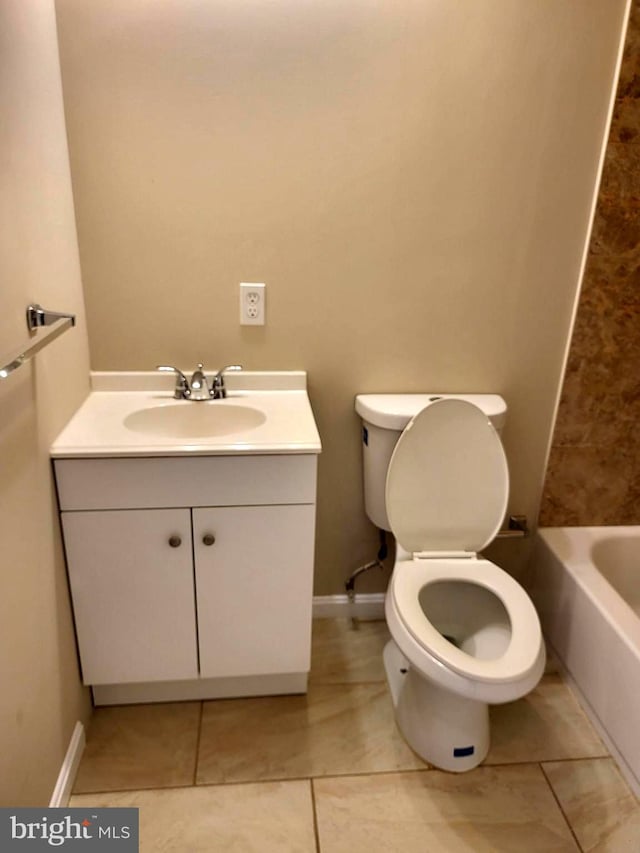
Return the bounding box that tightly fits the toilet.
[354,393,545,772]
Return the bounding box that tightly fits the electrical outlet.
[240,282,266,325]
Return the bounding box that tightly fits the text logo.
[0,809,138,850]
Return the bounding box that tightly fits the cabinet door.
[62,509,199,685]
[193,505,315,678]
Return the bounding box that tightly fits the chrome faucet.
[156,363,242,400]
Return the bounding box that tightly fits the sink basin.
[123,402,267,438]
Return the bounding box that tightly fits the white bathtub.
[531,526,640,794]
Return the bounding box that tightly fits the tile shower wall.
[539,0,640,526]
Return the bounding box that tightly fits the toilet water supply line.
[345,529,389,605]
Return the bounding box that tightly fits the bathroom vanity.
[51,371,321,705]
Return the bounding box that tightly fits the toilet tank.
[354,394,508,531]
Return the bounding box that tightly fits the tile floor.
[70,619,640,851]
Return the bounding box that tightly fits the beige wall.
[56,0,627,594]
[541,0,640,526]
[0,0,91,805]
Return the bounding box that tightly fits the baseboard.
[312,593,385,620]
[49,721,85,807]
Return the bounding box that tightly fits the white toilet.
[355,393,545,772]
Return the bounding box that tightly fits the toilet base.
[383,639,489,772]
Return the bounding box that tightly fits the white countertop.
[51,371,322,458]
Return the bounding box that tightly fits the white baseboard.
[49,721,85,807]
[312,593,385,621]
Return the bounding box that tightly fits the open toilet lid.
[385,398,508,554]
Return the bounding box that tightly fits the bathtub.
[531,526,640,794]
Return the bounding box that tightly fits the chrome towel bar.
[0,304,76,380]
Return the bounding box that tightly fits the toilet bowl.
[355,394,545,772]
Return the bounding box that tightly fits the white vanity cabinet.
[54,454,317,704]
[192,505,316,679]
[61,508,199,685]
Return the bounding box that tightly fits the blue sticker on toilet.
[453,746,475,758]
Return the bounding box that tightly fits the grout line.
[483,754,609,768]
[536,754,610,765]
[73,781,199,798]
[197,766,434,787]
[309,779,322,853]
[75,767,434,798]
[539,763,584,853]
[192,702,204,786]
[73,776,321,798]
[307,759,570,783]
[307,679,388,686]
[195,774,323,789]
[73,757,619,799]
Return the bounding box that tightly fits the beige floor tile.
[74,702,201,793]
[487,675,607,764]
[197,682,425,784]
[70,779,316,852]
[310,618,389,684]
[313,765,580,853]
[543,757,640,852]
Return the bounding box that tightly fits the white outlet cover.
[240,282,265,326]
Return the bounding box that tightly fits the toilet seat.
[385,398,541,687]
[385,398,508,555]
[391,558,542,684]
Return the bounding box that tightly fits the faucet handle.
[156,365,191,399]
[212,364,242,399]
[214,364,242,377]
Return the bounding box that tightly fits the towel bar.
[0,304,76,380]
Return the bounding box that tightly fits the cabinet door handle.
[168,535,182,548]
[202,533,216,546]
